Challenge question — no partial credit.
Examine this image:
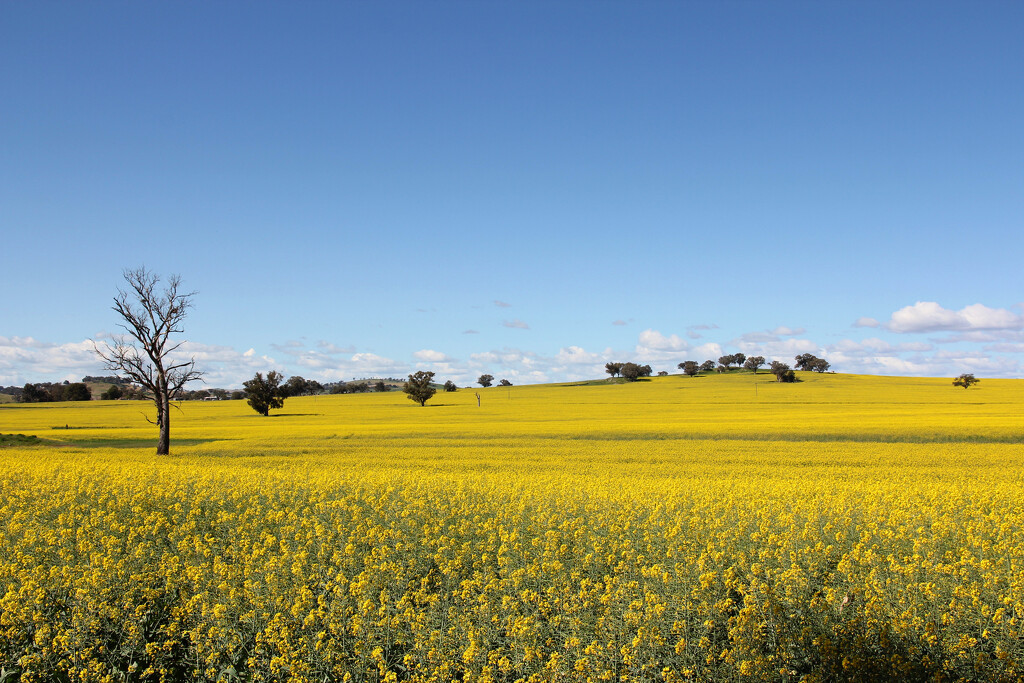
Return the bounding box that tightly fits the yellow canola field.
[0,372,1022,682]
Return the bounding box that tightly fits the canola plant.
[0,372,1021,681]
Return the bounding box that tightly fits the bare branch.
[93,268,203,455]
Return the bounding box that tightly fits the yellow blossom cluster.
[0,372,1021,681]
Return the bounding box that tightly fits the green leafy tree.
[101,384,124,400]
[718,354,736,370]
[700,360,716,372]
[443,380,458,392]
[477,374,494,388]
[620,362,642,381]
[770,361,796,383]
[499,379,512,386]
[793,354,831,372]
[952,373,979,389]
[404,370,437,406]
[18,383,51,403]
[243,371,287,416]
[282,375,323,397]
[63,383,92,402]
[743,356,766,373]
[605,362,623,378]
[678,360,700,377]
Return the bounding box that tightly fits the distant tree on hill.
[62,383,92,402]
[953,373,979,389]
[620,363,641,381]
[679,361,700,377]
[283,375,317,397]
[718,355,736,370]
[657,370,668,376]
[700,360,716,372]
[794,353,816,371]
[329,381,372,394]
[18,383,51,403]
[733,353,747,368]
[743,356,766,373]
[443,380,458,392]
[499,379,512,386]
[101,384,124,400]
[605,362,623,378]
[770,361,796,383]
[477,374,494,388]
[374,380,388,392]
[794,353,831,372]
[403,371,437,406]
[122,385,147,400]
[716,365,728,373]
[243,371,287,416]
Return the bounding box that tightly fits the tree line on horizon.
[23,266,970,454]
[604,352,832,383]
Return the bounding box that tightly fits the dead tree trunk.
[94,268,203,455]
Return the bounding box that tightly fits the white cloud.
[824,336,1022,378]
[931,330,1024,344]
[413,349,449,362]
[0,336,285,389]
[689,343,725,362]
[633,329,722,364]
[734,337,820,361]
[986,343,1024,353]
[349,352,400,370]
[177,341,276,387]
[470,349,538,366]
[853,317,880,328]
[494,300,512,308]
[0,336,100,385]
[738,326,804,344]
[467,348,554,382]
[317,340,356,354]
[555,345,606,365]
[737,331,780,344]
[423,361,459,375]
[637,329,688,352]
[887,302,1024,334]
[827,338,933,356]
[503,319,529,330]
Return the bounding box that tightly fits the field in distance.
[0,372,1021,681]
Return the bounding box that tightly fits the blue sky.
[2,1,1022,388]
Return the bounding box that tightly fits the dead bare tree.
[93,268,204,454]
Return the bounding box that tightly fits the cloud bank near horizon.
[2,300,1022,388]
